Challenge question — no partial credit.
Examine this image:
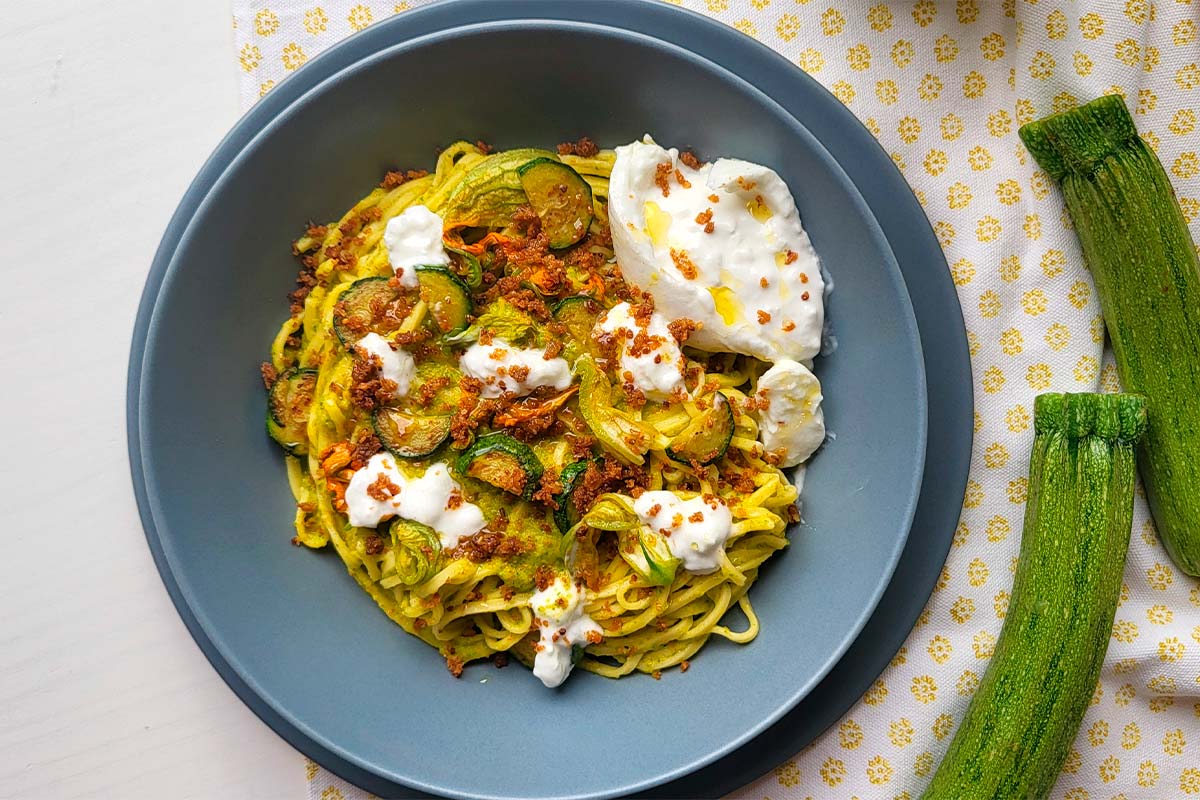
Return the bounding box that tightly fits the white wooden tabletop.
[0,2,304,797]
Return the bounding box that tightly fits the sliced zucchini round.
[409,362,465,416]
[518,158,594,249]
[457,432,544,499]
[266,368,318,455]
[332,277,405,346]
[553,459,592,534]
[388,518,441,586]
[551,296,603,343]
[415,266,472,335]
[446,246,483,289]
[666,392,734,465]
[372,408,452,459]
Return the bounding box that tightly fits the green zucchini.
[457,432,544,499]
[372,408,452,459]
[575,354,667,465]
[553,459,592,534]
[921,392,1147,800]
[266,368,318,455]
[332,277,405,346]
[518,158,594,248]
[442,148,559,229]
[384,518,441,587]
[446,246,483,289]
[409,362,464,416]
[1020,96,1200,576]
[666,392,733,465]
[552,296,602,348]
[414,266,471,335]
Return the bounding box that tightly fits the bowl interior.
[139,21,924,800]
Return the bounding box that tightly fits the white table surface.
[0,2,305,797]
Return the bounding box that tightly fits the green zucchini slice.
[666,392,734,465]
[442,148,559,229]
[552,459,592,534]
[409,362,464,416]
[415,266,471,335]
[372,408,452,459]
[551,296,603,344]
[457,432,544,499]
[386,518,441,586]
[332,277,405,346]
[518,158,594,249]
[266,368,318,455]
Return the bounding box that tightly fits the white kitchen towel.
[231,1,1200,797]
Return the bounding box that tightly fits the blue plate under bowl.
[129,4,971,799]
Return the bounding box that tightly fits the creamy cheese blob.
[609,137,825,362]
[755,359,826,468]
[354,332,416,399]
[458,339,572,399]
[344,455,485,547]
[528,576,603,688]
[383,204,450,287]
[633,491,733,574]
[591,302,687,400]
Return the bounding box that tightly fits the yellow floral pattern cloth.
[231,1,1200,797]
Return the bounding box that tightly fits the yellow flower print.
[984,441,1009,467]
[1074,355,1099,383]
[963,69,988,99]
[1141,519,1159,546]
[774,759,801,787]
[254,8,280,36]
[322,788,345,800]
[1115,657,1138,674]
[1030,169,1051,199]
[1182,768,1200,795]
[1074,51,1094,77]
[1023,213,1042,239]
[1043,322,1070,352]
[706,0,729,12]
[1148,674,1178,695]
[304,8,329,34]
[968,146,994,171]
[1116,683,1136,706]
[934,114,962,142]
[918,74,944,101]
[1105,84,1128,102]
[967,558,989,587]
[1046,9,1067,39]
[393,2,411,10]
[239,43,263,72]
[797,48,825,73]
[1021,288,1048,316]
[819,756,846,787]
[1052,92,1078,114]
[1100,363,1121,393]
[1027,362,1053,390]
[347,4,374,31]
[839,719,863,749]
[1147,561,1174,590]
[991,179,1020,206]
[1147,604,1174,624]
[973,630,996,658]
[1176,64,1200,91]
[1088,720,1110,747]
[867,755,894,785]
[892,39,915,68]
[953,521,969,546]
[933,219,955,246]
[864,678,888,705]
[889,718,915,747]
[911,674,937,703]
[1159,638,1185,663]
[1005,405,1030,433]
[950,596,976,624]
[1029,50,1056,80]
[1122,722,1142,749]
[1065,280,1091,308]
[776,14,801,42]
[986,514,1009,541]
[1016,98,1036,125]
[935,565,950,592]
[967,330,980,356]
[1061,747,1082,774]
[1113,619,1140,643]
[868,4,894,32]
[1170,109,1197,136]
[1194,624,1200,644]
[935,34,959,63]
[898,116,921,144]
[964,478,985,507]
[1192,586,1200,606]
[1172,152,1199,180]
[820,7,846,36]
[281,42,308,70]
[1090,315,1106,343]
[982,365,1005,395]
[1178,197,1198,222]
[956,0,979,23]
[978,290,1001,316]
[830,80,855,104]
[733,18,758,37]
[1091,682,1103,706]
[927,634,952,663]
[1137,88,1158,116]
[1143,129,1161,153]
[1174,19,1197,47]
[957,670,980,698]
[1138,760,1160,788]
[1007,476,1028,502]
[1126,0,1151,24]
[1000,327,1023,355]
[1149,695,1174,713]
[951,256,975,283]
[1000,254,1021,282]
[983,111,1010,140]
[1144,46,1160,72]
[978,32,1005,62]
[1080,12,1105,39]
[912,0,936,27]
[258,80,276,98]
[914,751,935,776]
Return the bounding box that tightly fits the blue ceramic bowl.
[130,8,941,800]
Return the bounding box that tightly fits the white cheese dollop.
[354,332,416,399]
[529,576,602,689]
[383,204,450,288]
[344,456,485,548]
[755,358,826,468]
[458,339,572,399]
[633,490,733,574]
[591,302,687,400]
[608,137,825,362]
